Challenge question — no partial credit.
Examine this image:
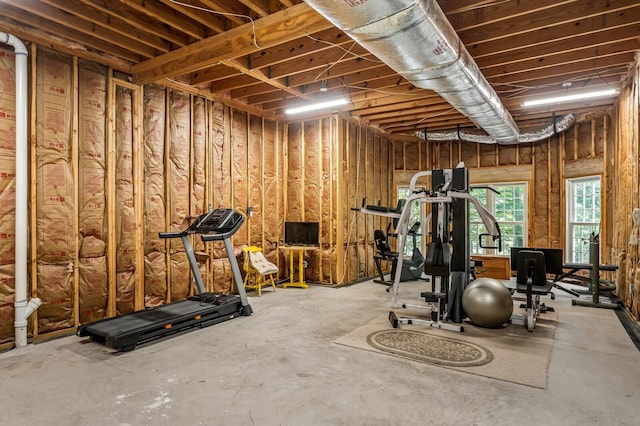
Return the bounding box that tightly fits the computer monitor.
[284,222,319,246]
[510,247,563,276]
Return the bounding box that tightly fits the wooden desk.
[280,245,318,289]
[471,255,510,280]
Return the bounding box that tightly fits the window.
[469,183,527,256]
[397,187,425,256]
[566,176,601,263]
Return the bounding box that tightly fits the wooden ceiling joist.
[0,0,634,136]
[131,3,333,85]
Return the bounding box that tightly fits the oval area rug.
[366,329,494,367]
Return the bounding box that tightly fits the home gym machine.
[566,233,619,309]
[387,166,502,332]
[77,208,252,352]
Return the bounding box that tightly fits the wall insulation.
[209,101,234,294]
[248,114,262,245]
[612,56,640,320]
[262,119,280,263]
[114,86,136,315]
[77,61,108,323]
[285,118,394,284]
[4,40,639,345]
[35,48,75,334]
[143,85,166,306]
[168,90,191,301]
[192,96,208,292]
[0,46,16,342]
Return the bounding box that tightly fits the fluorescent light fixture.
[285,98,349,115]
[522,89,618,107]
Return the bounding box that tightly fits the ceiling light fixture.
[319,80,328,92]
[522,89,618,107]
[285,98,348,115]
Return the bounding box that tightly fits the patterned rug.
[334,306,558,389]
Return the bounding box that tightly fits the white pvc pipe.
[1,32,40,349]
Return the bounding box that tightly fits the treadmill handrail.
[159,231,184,239]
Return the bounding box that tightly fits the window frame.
[565,175,601,263]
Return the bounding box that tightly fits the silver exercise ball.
[462,277,514,328]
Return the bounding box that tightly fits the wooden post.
[547,137,552,247]
[319,118,325,279]
[590,119,596,158]
[282,122,289,220]
[205,100,213,292]
[301,121,306,220]
[29,44,38,336]
[335,117,345,284]
[328,117,334,283]
[246,111,251,243]
[132,84,144,311]
[229,108,235,292]
[278,120,285,274]
[602,116,609,263]
[206,102,213,291]
[189,94,196,295]
[106,71,116,317]
[164,87,171,303]
[573,124,578,161]
[559,131,566,255]
[261,117,266,250]
[72,56,80,325]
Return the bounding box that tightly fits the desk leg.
[283,249,309,289]
[290,250,294,286]
[299,249,305,287]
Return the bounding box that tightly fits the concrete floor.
[0,279,638,426]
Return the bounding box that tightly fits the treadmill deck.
[77,293,246,351]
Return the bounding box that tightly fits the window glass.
[567,177,601,263]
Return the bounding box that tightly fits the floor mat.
[334,306,558,389]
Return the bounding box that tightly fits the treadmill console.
[194,208,242,234]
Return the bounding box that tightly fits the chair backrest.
[374,229,392,255]
[248,250,278,275]
[242,246,262,273]
[516,250,547,288]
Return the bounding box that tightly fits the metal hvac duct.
[419,114,576,144]
[304,0,571,144]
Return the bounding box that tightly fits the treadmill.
[77,208,253,352]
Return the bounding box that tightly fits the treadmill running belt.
[77,295,242,351]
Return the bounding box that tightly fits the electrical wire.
[341,83,432,97]
[304,34,383,64]
[312,42,357,82]
[169,0,261,49]
[499,67,625,97]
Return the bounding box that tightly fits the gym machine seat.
[373,228,399,284]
